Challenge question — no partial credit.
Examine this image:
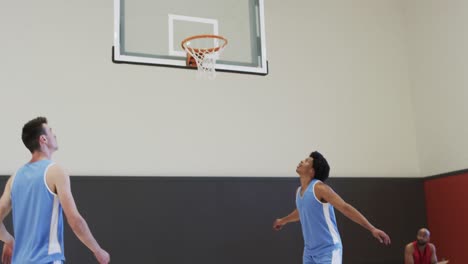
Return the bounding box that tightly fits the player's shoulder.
[428,243,436,250]
[314,180,332,191]
[47,163,69,177]
[312,181,336,201]
[7,167,22,189]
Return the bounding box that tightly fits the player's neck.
[30,150,53,163]
[299,175,312,189]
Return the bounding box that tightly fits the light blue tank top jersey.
[296,179,342,255]
[11,160,65,264]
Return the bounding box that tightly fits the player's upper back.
[11,159,65,263]
[11,159,56,201]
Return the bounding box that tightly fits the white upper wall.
[404,0,468,176]
[0,0,420,177]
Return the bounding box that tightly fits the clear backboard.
[113,0,268,75]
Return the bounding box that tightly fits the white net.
[182,36,227,80]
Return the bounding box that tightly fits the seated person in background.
[405,228,438,264]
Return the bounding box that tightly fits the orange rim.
[181,34,228,54]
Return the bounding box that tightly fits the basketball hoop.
[181,35,228,80]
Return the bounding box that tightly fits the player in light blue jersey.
[273,151,391,264]
[0,117,110,264]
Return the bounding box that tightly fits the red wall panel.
[424,172,468,263]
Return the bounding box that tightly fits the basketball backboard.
[113,0,268,75]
